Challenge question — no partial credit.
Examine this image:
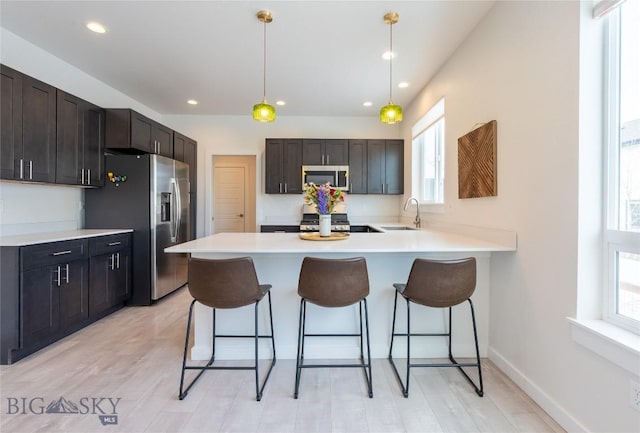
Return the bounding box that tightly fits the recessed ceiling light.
[363,101,373,107]
[398,82,409,88]
[187,99,198,105]
[86,21,108,34]
[382,51,395,60]
[276,100,286,106]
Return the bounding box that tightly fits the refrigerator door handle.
[175,178,182,242]
[170,179,178,242]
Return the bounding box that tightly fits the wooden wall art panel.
[458,120,497,199]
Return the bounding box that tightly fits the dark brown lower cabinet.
[0,232,131,365]
[89,234,131,318]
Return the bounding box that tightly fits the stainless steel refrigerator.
[85,154,189,305]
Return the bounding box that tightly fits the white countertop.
[0,229,133,247]
[165,225,516,254]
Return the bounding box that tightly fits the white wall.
[402,1,638,432]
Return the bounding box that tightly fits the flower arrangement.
[303,182,345,215]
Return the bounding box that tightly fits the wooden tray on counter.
[299,232,350,241]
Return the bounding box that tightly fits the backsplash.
[0,182,82,236]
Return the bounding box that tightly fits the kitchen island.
[165,226,516,361]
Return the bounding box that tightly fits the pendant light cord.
[263,20,267,102]
[389,21,393,103]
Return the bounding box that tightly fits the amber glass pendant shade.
[253,101,276,122]
[380,103,403,124]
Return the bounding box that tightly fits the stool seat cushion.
[400,258,476,308]
[298,257,369,308]
[188,257,268,309]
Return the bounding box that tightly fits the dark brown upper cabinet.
[347,139,367,194]
[106,109,174,157]
[302,139,348,165]
[265,138,303,194]
[0,65,56,183]
[56,90,105,187]
[366,139,404,195]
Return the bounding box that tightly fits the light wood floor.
[0,287,565,433]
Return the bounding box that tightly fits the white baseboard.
[488,347,589,433]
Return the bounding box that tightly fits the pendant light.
[253,10,276,122]
[380,12,402,124]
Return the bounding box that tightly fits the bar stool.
[294,256,373,398]
[179,257,276,401]
[388,257,483,397]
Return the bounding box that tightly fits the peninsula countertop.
[165,225,516,254]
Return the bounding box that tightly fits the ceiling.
[0,1,495,117]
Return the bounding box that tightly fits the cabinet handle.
[116,252,120,269]
[322,155,325,165]
[326,155,329,165]
[29,160,33,180]
[87,169,91,184]
[53,266,62,286]
[108,253,115,270]
[278,183,282,193]
[63,263,69,284]
[19,159,23,179]
[52,250,72,256]
[284,183,288,193]
[108,241,122,246]
[81,168,85,185]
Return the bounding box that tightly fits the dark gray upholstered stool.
[179,257,276,401]
[294,256,373,398]
[388,257,483,397]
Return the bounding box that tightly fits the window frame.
[411,98,445,207]
[603,6,640,334]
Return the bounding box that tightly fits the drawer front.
[21,239,88,271]
[89,233,131,256]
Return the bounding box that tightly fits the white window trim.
[568,317,640,376]
[570,1,640,373]
[411,98,445,209]
[603,6,640,335]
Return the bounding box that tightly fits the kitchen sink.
[381,226,418,230]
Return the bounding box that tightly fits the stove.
[299,213,351,232]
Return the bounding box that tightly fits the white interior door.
[213,167,246,233]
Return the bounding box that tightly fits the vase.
[319,214,331,237]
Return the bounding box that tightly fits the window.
[605,1,640,332]
[411,98,445,204]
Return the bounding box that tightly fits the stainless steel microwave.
[302,165,349,191]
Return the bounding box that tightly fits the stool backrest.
[188,257,264,309]
[298,257,369,307]
[404,257,476,307]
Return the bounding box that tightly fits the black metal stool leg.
[388,290,399,358]
[294,298,305,399]
[359,301,365,362]
[254,301,261,401]
[179,300,215,400]
[405,298,411,397]
[212,308,216,361]
[363,298,373,398]
[469,299,484,396]
[388,291,410,397]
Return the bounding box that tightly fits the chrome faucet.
[403,197,421,228]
